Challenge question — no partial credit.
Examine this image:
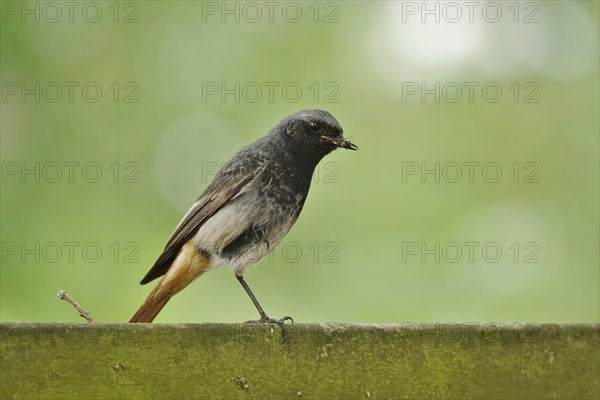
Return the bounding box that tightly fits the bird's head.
[277,110,358,161]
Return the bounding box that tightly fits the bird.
[130,109,357,339]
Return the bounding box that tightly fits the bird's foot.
[245,315,294,343]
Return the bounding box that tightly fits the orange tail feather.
[130,242,211,323]
[129,281,172,323]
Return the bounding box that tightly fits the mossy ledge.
[1,323,598,399]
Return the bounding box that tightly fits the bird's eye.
[309,121,319,131]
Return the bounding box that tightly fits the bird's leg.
[235,272,293,342]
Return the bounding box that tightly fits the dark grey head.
[272,109,357,162]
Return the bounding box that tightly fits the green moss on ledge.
[1,323,598,399]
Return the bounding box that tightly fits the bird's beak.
[321,135,358,150]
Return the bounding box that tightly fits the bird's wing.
[140,155,269,284]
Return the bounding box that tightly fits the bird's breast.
[190,178,308,272]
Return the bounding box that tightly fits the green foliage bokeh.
[1,1,598,324]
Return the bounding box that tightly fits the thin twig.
[57,290,95,323]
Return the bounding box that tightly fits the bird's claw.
[245,315,294,343]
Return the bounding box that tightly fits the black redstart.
[130,109,357,338]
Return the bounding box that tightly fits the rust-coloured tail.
[129,280,172,323]
[130,242,211,323]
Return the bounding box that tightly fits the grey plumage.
[131,109,356,325]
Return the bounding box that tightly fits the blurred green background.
[1,1,598,324]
